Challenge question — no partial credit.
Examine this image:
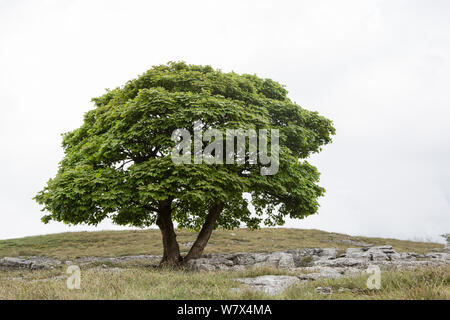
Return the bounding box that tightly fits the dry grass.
[0,228,447,300]
[0,228,444,260]
[283,266,450,300]
[0,264,448,300]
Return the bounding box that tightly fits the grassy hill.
[0,228,448,300]
[0,228,444,260]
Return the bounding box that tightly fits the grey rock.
[2,244,448,275]
[425,252,450,261]
[315,248,338,260]
[185,254,235,271]
[196,264,216,272]
[399,252,417,260]
[230,265,246,271]
[343,267,364,276]
[315,286,333,294]
[232,253,256,265]
[234,275,300,296]
[0,256,61,270]
[253,253,270,263]
[288,248,316,266]
[338,287,360,293]
[185,244,449,273]
[314,257,367,268]
[264,252,295,269]
[343,247,370,259]
[298,271,342,281]
[388,253,402,260]
[343,246,400,262]
[185,258,215,271]
[0,257,35,269]
[298,266,363,281]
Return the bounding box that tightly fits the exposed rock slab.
[234,275,301,296]
[298,266,362,281]
[1,245,448,273]
[0,256,61,270]
[185,245,448,272]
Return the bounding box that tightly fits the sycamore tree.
[34,62,335,266]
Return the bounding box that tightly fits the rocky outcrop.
[298,266,362,281]
[2,245,447,297]
[185,248,341,271]
[444,244,450,253]
[186,251,297,271]
[0,255,159,270]
[339,245,400,261]
[0,256,61,270]
[229,246,449,295]
[1,245,448,272]
[234,275,301,295]
[186,245,449,272]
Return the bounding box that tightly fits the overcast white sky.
[0,0,449,242]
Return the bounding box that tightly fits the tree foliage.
[34,62,335,264]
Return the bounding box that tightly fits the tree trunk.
[183,202,225,263]
[156,200,182,266]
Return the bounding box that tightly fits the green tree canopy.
[34,62,335,265]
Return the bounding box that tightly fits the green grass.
[0,228,444,260]
[0,264,448,300]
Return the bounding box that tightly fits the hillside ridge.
[0,228,444,260]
